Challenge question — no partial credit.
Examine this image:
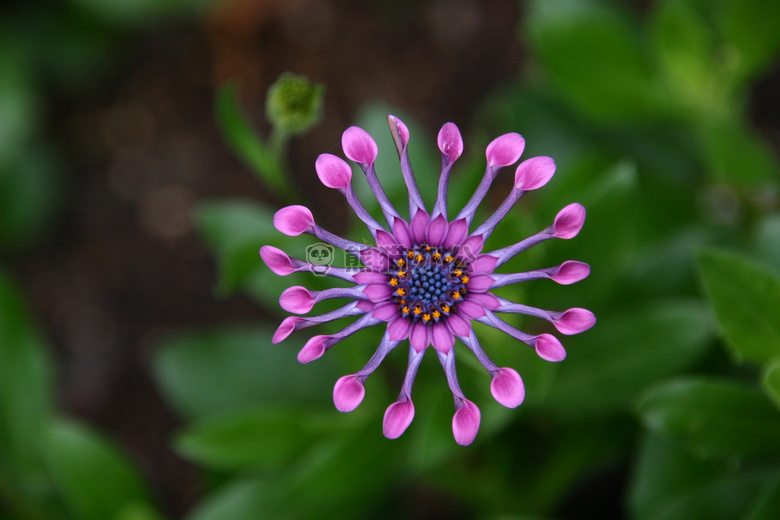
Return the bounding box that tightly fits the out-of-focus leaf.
[544,300,712,417]
[69,0,208,26]
[185,478,270,520]
[718,0,780,86]
[175,408,348,471]
[526,0,665,121]
[44,419,153,520]
[113,502,167,520]
[754,213,780,275]
[629,433,776,520]
[215,83,291,199]
[699,120,780,185]
[0,44,39,159]
[637,377,780,459]
[152,326,339,420]
[651,0,726,119]
[762,359,780,412]
[745,472,780,520]
[0,271,52,472]
[698,248,780,364]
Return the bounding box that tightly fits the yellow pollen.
[461,276,469,283]
[452,292,461,299]
[423,314,431,322]
[444,255,454,263]
[413,306,423,315]
[453,269,462,276]
[425,246,431,252]
[402,306,410,314]
[400,299,406,304]
[407,251,414,258]
[389,278,398,286]
[416,254,424,262]
[432,310,441,319]
[397,258,405,267]
[441,304,450,313]
[432,252,441,260]
[397,288,406,296]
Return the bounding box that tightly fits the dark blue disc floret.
[387,244,470,324]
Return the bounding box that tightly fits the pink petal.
[443,218,469,249]
[457,299,486,319]
[356,300,375,312]
[446,313,472,337]
[333,375,365,412]
[371,302,398,321]
[410,209,429,244]
[409,322,431,352]
[342,126,378,164]
[298,335,328,363]
[467,275,495,293]
[514,156,556,191]
[388,317,412,341]
[468,255,498,275]
[383,399,415,439]
[315,153,352,189]
[353,271,388,284]
[467,292,501,310]
[259,245,295,275]
[426,214,449,246]
[363,283,392,302]
[550,261,590,285]
[273,205,314,236]
[490,367,525,408]
[458,235,484,262]
[273,317,300,343]
[431,323,454,354]
[375,230,399,253]
[553,203,586,239]
[279,286,315,314]
[534,334,567,362]
[452,400,481,446]
[392,218,413,249]
[387,115,410,150]
[437,122,463,162]
[486,133,525,167]
[553,308,596,335]
[360,248,390,272]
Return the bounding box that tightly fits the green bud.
[265,72,325,135]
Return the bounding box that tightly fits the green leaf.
[44,419,152,520]
[543,300,712,417]
[754,212,780,276]
[698,120,780,185]
[698,248,780,364]
[762,359,780,411]
[0,271,53,472]
[152,326,339,420]
[637,377,780,459]
[718,0,780,86]
[174,408,339,471]
[215,83,292,199]
[526,0,664,121]
[629,433,778,520]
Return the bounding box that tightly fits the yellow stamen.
[432,252,441,260]
[402,306,410,314]
[400,299,406,304]
[453,269,462,276]
[398,270,406,278]
[441,304,450,313]
[407,250,414,258]
[452,292,461,300]
[461,276,469,284]
[413,306,422,315]
[423,314,431,322]
[397,288,406,296]
[425,246,431,252]
[398,258,405,267]
[432,310,441,319]
[389,278,399,286]
[444,255,454,263]
[416,254,424,262]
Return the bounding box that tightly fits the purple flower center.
[388,244,470,324]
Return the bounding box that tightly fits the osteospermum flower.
[260,116,595,445]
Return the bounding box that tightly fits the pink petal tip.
[333,375,365,412]
[274,205,314,236]
[279,286,315,314]
[515,156,556,191]
[383,399,415,439]
[260,245,296,276]
[550,261,590,285]
[342,126,378,164]
[297,335,329,363]
[315,153,352,189]
[490,367,525,408]
[486,133,525,167]
[273,316,300,343]
[437,122,463,162]
[553,203,586,239]
[554,308,596,335]
[452,400,481,446]
[534,333,567,362]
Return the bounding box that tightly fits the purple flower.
[260,116,595,445]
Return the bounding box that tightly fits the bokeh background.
[1,0,779,519]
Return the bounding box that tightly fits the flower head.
[262,117,594,445]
